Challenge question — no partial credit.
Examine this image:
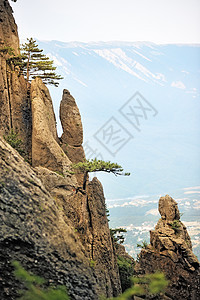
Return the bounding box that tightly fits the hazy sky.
[11,0,200,44]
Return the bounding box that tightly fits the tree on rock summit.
[20,38,63,87]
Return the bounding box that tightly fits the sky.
[10,0,200,44]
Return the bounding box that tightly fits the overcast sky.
[10,0,200,44]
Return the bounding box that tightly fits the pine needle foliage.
[3,129,24,156]
[110,228,127,245]
[72,158,130,190]
[137,240,148,249]
[19,38,63,86]
[12,261,70,300]
[72,159,130,176]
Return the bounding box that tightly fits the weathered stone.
[60,89,83,146]
[0,136,99,300]
[31,78,76,185]
[60,89,85,186]
[61,143,85,164]
[0,0,19,53]
[87,177,122,297]
[0,137,123,299]
[0,2,129,298]
[34,166,75,194]
[0,0,31,159]
[61,143,85,186]
[136,195,200,300]
[159,194,180,221]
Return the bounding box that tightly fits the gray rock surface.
[0,136,99,300]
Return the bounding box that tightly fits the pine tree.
[72,158,130,190]
[20,38,63,87]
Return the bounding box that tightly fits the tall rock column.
[136,195,200,300]
[0,0,31,160]
[60,89,85,185]
[87,177,122,297]
[31,78,77,186]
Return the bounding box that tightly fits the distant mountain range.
[36,40,200,259]
[36,40,200,195]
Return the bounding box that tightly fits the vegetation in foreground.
[13,261,168,300]
[12,261,69,300]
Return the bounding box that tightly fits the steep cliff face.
[0,137,101,300]
[136,195,200,300]
[0,0,31,159]
[0,1,122,298]
[0,79,122,298]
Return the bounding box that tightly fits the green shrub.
[171,220,181,234]
[4,129,25,156]
[89,259,96,269]
[110,228,127,246]
[137,240,148,249]
[12,261,70,300]
[117,256,135,292]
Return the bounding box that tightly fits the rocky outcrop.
[60,89,85,185]
[35,170,122,297]
[0,2,123,299]
[0,0,31,159]
[136,195,200,300]
[87,178,122,296]
[0,0,19,53]
[31,78,77,186]
[60,89,83,146]
[0,136,102,300]
[0,135,122,299]
[0,23,122,298]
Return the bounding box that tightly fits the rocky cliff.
[0,0,121,299]
[0,0,31,160]
[136,195,200,299]
[1,2,199,300]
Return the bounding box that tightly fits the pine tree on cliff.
[20,38,63,87]
[72,158,130,190]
